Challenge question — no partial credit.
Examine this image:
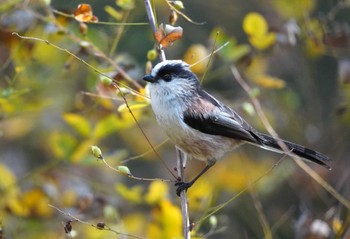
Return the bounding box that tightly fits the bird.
[143,60,331,196]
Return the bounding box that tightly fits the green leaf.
[116,0,135,11]
[49,131,77,158]
[92,115,122,140]
[62,113,91,137]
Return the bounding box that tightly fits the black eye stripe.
[156,63,194,82]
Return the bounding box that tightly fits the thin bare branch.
[230,65,350,211]
[143,1,191,238]
[12,32,176,179]
[100,155,172,182]
[144,0,166,61]
[48,204,145,239]
[176,147,191,239]
[164,0,205,25]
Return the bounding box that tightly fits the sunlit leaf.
[271,0,315,20]
[248,32,276,50]
[0,163,17,190]
[243,12,269,37]
[73,4,98,23]
[183,44,209,74]
[22,188,53,217]
[123,213,148,235]
[93,113,138,140]
[71,139,96,162]
[252,75,286,89]
[7,197,29,217]
[144,181,168,204]
[243,12,276,50]
[93,115,121,139]
[117,102,149,113]
[116,0,135,11]
[104,5,122,21]
[148,200,182,238]
[210,27,251,63]
[48,131,77,158]
[62,113,91,137]
[115,183,143,204]
[187,179,213,211]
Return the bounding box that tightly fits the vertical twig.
[144,0,166,61]
[176,147,191,239]
[143,1,190,238]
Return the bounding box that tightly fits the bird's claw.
[175,181,193,196]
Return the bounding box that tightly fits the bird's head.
[143,60,200,97]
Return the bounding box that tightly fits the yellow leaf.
[252,75,286,89]
[271,0,315,20]
[7,197,30,217]
[0,163,17,189]
[213,155,272,192]
[71,139,95,162]
[93,113,138,139]
[187,179,213,211]
[22,188,53,217]
[144,181,168,204]
[48,131,77,158]
[243,12,268,37]
[104,5,122,21]
[248,32,276,50]
[118,102,149,113]
[115,183,143,204]
[148,200,182,239]
[123,213,148,235]
[63,113,91,137]
[183,44,209,74]
[93,115,121,139]
[245,56,268,76]
[116,0,135,10]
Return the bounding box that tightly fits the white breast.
[148,84,240,161]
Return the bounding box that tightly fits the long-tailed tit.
[143,60,331,196]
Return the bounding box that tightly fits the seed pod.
[169,10,178,25]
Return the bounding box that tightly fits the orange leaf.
[74,4,99,23]
[154,27,165,43]
[154,24,183,48]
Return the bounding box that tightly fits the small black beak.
[143,74,155,83]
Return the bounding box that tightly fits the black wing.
[183,90,331,168]
[183,90,261,143]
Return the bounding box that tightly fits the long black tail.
[257,133,331,169]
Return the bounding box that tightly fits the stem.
[144,0,166,61]
[231,65,350,211]
[143,1,189,237]
[176,147,191,239]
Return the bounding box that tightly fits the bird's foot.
[175,181,193,196]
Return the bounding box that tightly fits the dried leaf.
[74,4,98,23]
[154,27,165,44]
[154,24,183,48]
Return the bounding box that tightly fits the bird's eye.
[163,74,172,81]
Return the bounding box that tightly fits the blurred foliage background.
[1,0,350,238]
